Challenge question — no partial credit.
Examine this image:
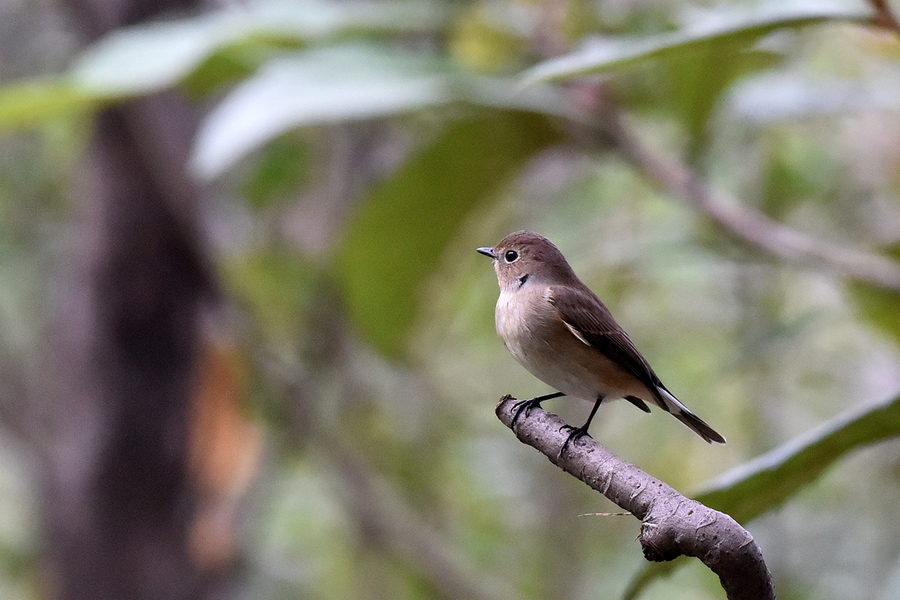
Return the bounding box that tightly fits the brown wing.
[549,286,726,443]
[548,285,670,408]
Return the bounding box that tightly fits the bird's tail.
[656,387,726,444]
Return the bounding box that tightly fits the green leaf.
[72,0,447,96]
[191,40,575,179]
[240,133,314,209]
[852,284,900,347]
[191,45,452,178]
[180,42,270,99]
[0,0,448,130]
[73,17,232,96]
[335,110,559,357]
[698,395,900,520]
[624,391,900,599]
[848,245,900,347]
[222,248,323,345]
[522,2,872,83]
[662,42,781,161]
[0,79,107,129]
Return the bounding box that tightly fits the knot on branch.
[638,504,721,563]
[640,523,681,563]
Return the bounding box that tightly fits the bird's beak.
[477,247,496,259]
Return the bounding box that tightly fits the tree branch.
[571,86,900,292]
[869,0,900,34]
[495,395,775,600]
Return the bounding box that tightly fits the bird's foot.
[510,391,565,427]
[511,398,544,427]
[558,424,592,457]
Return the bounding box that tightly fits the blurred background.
[1,0,900,598]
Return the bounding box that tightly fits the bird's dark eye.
[504,250,519,263]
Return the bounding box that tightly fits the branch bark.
[495,395,775,600]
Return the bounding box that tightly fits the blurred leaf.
[853,284,900,346]
[759,134,840,218]
[622,558,685,600]
[849,245,900,346]
[222,249,323,344]
[523,2,872,83]
[456,74,575,117]
[0,79,106,129]
[0,0,447,129]
[698,394,900,521]
[728,70,900,123]
[335,111,559,357]
[625,390,900,599]
[73,17,233,96]
[191,43,574,179]
[191,45,451,178]
[180,44,265,99]
[664,41,781,161]
[523,2,872,161]
[449,2,538,74]
[73,0,447,96]
[240,133,313,209]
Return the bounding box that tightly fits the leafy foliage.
[850,245,900,347]
[336,110,559,357]
[1,0,900,599]
[522,3,873,83]
[0,1,447,128]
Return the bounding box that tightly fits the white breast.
[495,288,533,363]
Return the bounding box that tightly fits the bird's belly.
[515,340,625,402]
[497,297,646,403]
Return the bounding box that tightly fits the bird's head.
[477,230,576,291]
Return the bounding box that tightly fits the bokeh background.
[2,0,900,599]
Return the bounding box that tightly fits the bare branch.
[496,395,775,600]
[869,0,900,34]
[571,85,900,292]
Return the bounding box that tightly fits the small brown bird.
[478,230,725,452]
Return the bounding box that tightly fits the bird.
[478,230,725,453]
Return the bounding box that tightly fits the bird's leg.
[511,391,565,426]
[560,395,604,456]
